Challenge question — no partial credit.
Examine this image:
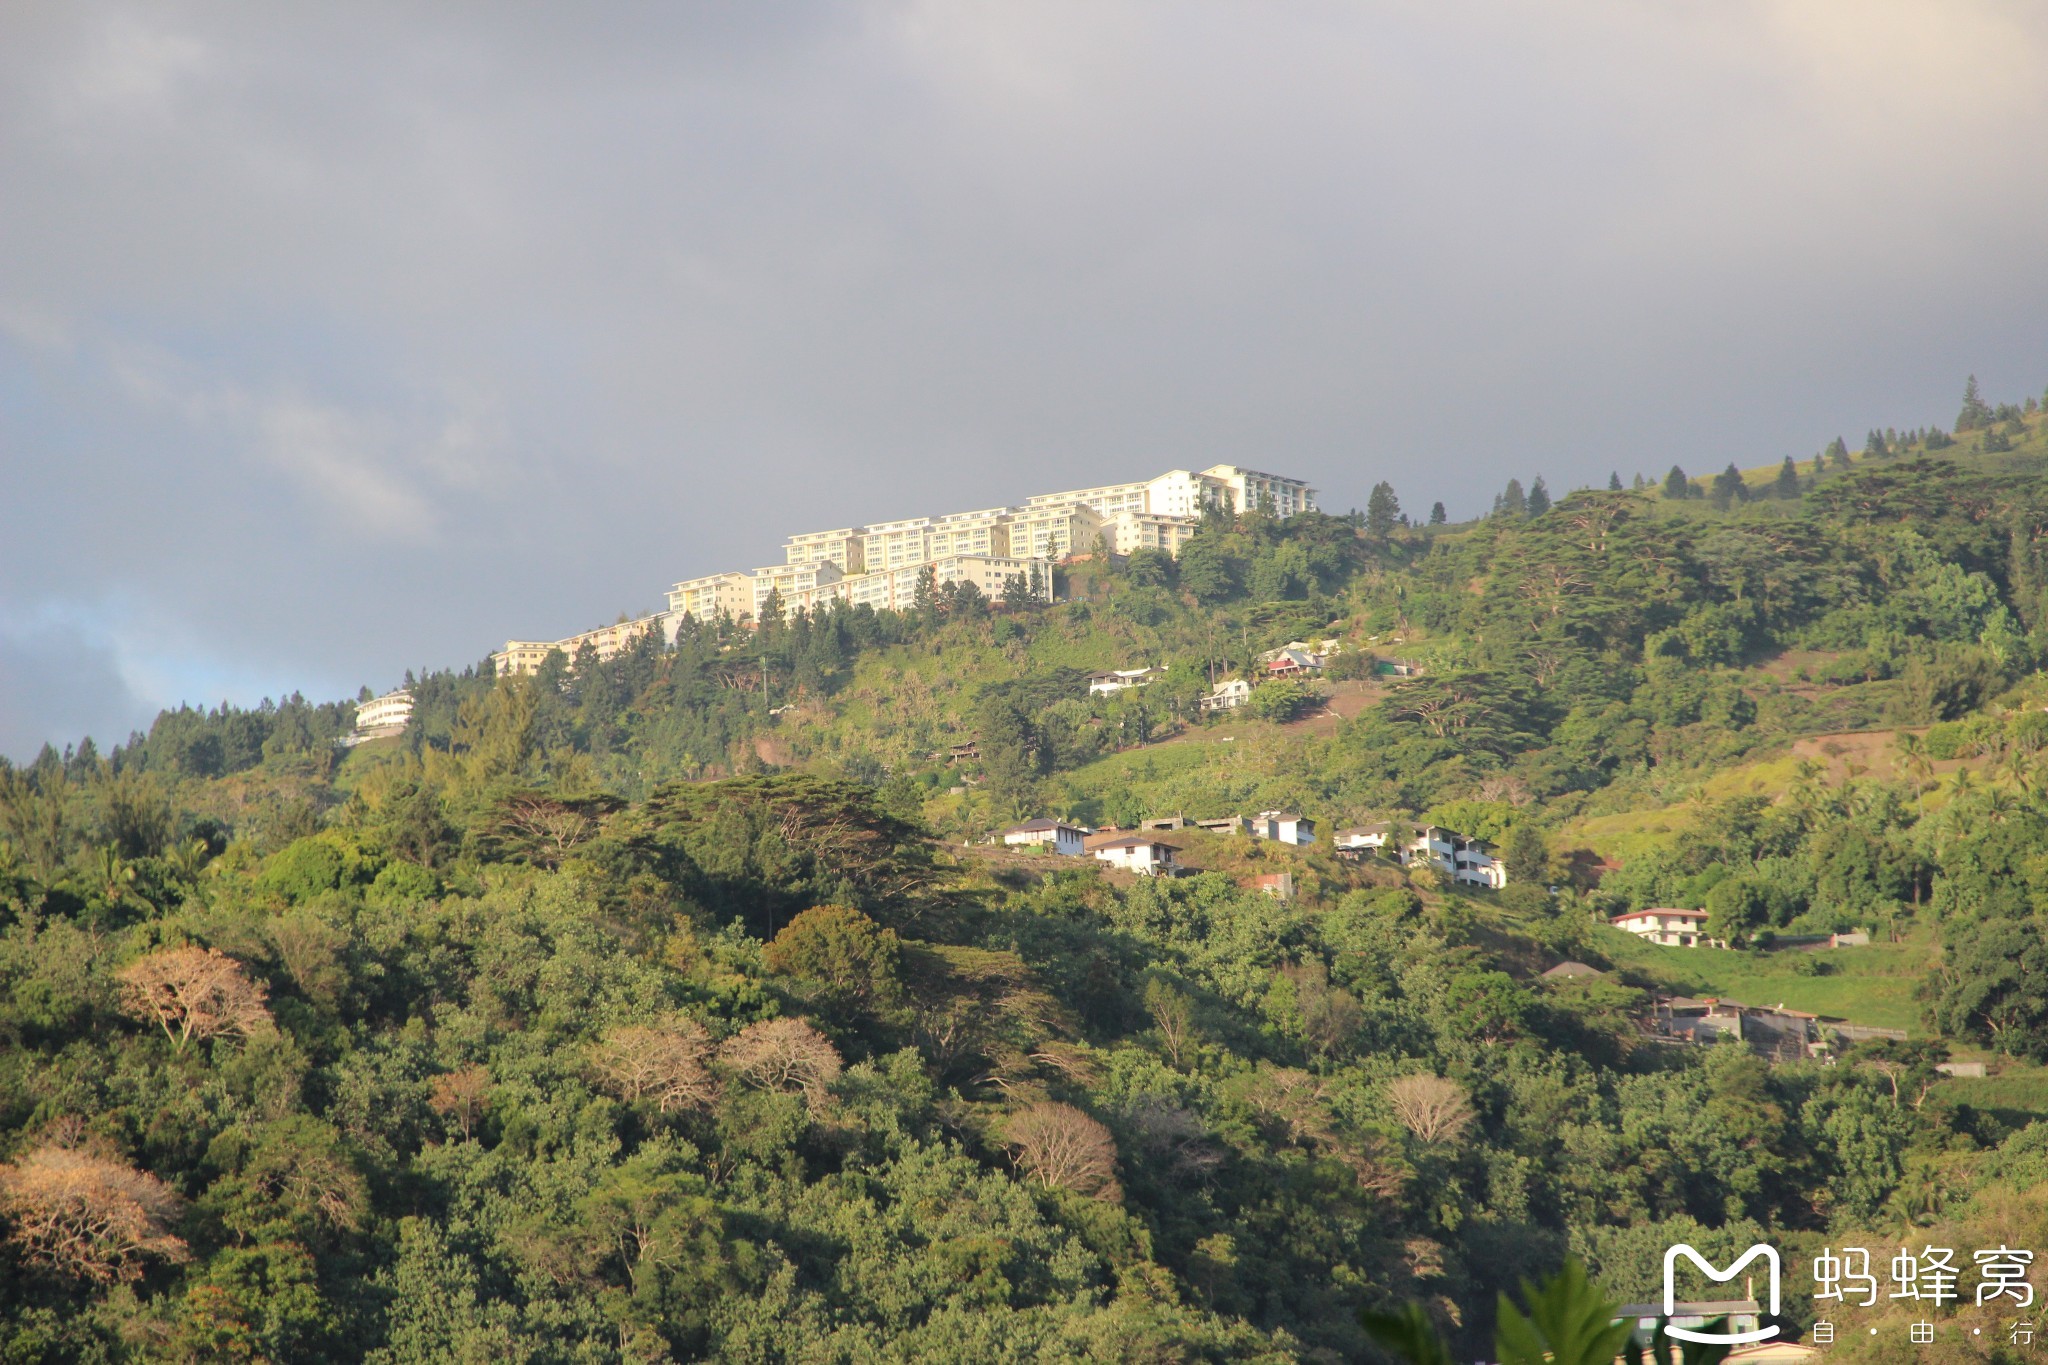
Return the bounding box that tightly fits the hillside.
[7,381,2048,1359]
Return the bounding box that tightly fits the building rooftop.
[1002,818,1078,835]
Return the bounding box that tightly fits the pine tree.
[1865,429,1890,459]
[1365,481,1402,536]
[1661,466,1690,500]
[1774,456,1800,498]
[1957,375,1992,432]
[1497,479,1527,518]
[1631,473,1646,491]
[1607,472,1623,491]
[1827,436,1851,470]
[1428,501,1447,525]
[1525,476,1551,517]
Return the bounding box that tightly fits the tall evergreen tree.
[1496,479,1527,518]
[1865,429,1890,459]
[1365,481,1402,536]
[1827,436,1851,470]
[1607,472,1623,491]
[1661,465,1691,500]
[1958,375,1992,431]
[1428,501,1448,525]
[1525,476,1551,517]
[1631,473,1646,491]
[1774,455,1801,499]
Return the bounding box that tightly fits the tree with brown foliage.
[717,1018,842,1112]
[429,1066,492,1139]
[1001,1101,1120,1201]
[589,1018,718,1113]
[1387,1073,1475,1145]
[116,946,273,1051]
[0,1143,189,1283]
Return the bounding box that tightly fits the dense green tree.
[1366,481,1403,536]
[1661,466,1691,500]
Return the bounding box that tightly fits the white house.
[1092,836,1180,876]
[1088,667,1164,696]
[1609,908,1716,947]
[1201,679,1252,712]
[1333,822,1506,888]
[1251,810,1316,845]
[1000,818,1087,856]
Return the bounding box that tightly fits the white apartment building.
[927,508,1013,560]
[782,528,867,575]
[493,613,665,677]
[862,517,937,573]
[752,562,843,617]
[1112,511,1201,556]
[667,571,754,626]
[1007,504,1103,560]
[1203,464,1317,518]
[836,555,1050,612]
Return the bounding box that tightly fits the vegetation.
[6,379,2048,1358]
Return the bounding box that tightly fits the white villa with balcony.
[1333,822,1507,888]
[1609,908,1719,948]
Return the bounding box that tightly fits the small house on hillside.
[1000,818,1087,857]
[1088,666,1165,696]
[946,739,980,763]
[1250,810,1315,845]
[1247,872,1295,900]
[1609,908,1717,947]
[1195,815,1252,836]
[1093,836,1180,877]
[1540,961,1603,981]
[1264,649,1322,678]
[1201,679,1252,712]
[1140,815,1191,831]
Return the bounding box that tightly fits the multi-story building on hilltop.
[1020,465,1315,526]
[782,527,867,575]
[927,508,1013,560]
[752,562,843,617]
[837,555,1049,613]
[493,612,665,677]
[861,517,937,574]
[347,688,414,744]
[1112,510,1201,556]
[1203,464,1316,517]
[1009,503,1105,560]
[667,571,754,626]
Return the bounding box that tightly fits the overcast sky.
[6,1,2048,759]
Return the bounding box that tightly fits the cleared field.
[1594,927,1930,1032]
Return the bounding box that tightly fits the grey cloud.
[5,1,2048,757]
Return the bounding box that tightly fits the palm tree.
[1894,731,1933,802]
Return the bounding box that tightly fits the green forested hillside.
[8,387,2048,1360]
